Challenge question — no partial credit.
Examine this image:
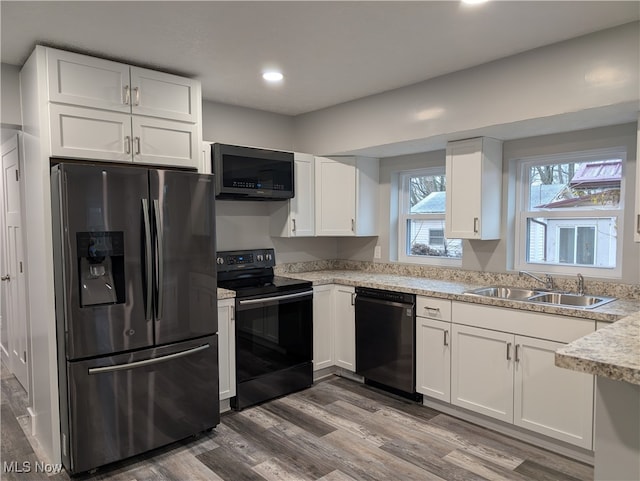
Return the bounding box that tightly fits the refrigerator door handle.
[88,343,210,375]
[142,199,153,321]
[153,199,164,320]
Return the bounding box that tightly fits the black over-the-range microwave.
[212,143,294,200]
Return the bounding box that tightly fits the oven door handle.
[238,291,312,305]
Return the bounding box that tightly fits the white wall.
[202,100,295,151]
[1,63,22,128]
[294,22,639,158]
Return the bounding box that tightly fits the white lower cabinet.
[513,336,593,449]
[450,307,595,450]
[217,298,236,401]
[313,285,334,371]
[333,285,356,371]
[451,324,514,422]
[416,296,452,402]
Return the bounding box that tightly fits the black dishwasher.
[355,287,421,401]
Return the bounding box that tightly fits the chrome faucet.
[519,270,555,290]
[577,273,585,296]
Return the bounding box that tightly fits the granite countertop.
[217,287,235,300]
[216,268,640,384]
[555,312,640,385]
[281,270,640,322]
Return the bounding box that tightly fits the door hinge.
[23,350,27,362]
[15,169,19,181]
[19,262,23,273]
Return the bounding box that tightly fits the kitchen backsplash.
[275,260,640,301]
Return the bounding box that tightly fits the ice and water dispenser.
[77,232,125,306]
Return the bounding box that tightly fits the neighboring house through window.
[515,149,624,277]
[398,168,462,265]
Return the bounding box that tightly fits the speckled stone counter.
[281,269,640,322]
[217,287,235,300]
[556,311,640,385]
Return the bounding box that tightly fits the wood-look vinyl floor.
[1,366,593,481]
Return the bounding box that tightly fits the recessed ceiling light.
[461,0,489,4]
[262,71,284,82]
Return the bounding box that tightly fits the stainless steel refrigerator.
[51,163,219,474]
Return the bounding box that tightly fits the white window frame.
[398,167,462,266]
[514,148,625,278]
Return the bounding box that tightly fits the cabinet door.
[131,67,199,123]
[451,324,514,423]
[445,139,483,239]
[416,317,451,402]
[132,116,198,168]
[47,48,131,113]
[514,336,594,449]
[49,104,133,162]
[313,285,334,371]
[315,157,356,236]
[217,299,236,401]
[290,153,315,237]
[333,285,355,371]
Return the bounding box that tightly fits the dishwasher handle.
[356,295,415,313]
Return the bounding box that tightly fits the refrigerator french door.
[51,163,219,474]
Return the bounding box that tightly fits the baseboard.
[421,396,594,465]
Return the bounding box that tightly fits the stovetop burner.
[216,249,311,298]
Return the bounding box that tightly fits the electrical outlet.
[374,245,381,259]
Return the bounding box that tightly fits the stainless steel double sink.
[464,286,616,309]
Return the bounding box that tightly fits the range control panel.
[216,248,275,271]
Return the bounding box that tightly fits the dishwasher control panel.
[355,287,415,305]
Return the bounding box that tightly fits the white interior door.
[1,134,29,392]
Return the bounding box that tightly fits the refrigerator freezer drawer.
[62,335,219,474]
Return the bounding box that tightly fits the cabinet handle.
[292,218,296,232]
[443,330,449,346]
[133,87,140,106]
[134,136,141,155]
[123,85,130,105]
[515,344,520,363]
[637,214,640,234]
[424,306,441,314]
[351,219,355,232]
[230,306,235,322]
[506,342,512,361]
[124,135,131,154]
[351,292,356,305]
[473,217,479,234]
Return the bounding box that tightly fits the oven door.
[234,289,313,408]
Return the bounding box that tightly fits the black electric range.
[216,249,313,409]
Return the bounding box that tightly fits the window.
[516,149,624,276]
[398,168,462,264]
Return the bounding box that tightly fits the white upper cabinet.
[270,152,315,237]
[445,137,503,240]
[129,67,199,123]
[131,116,198,167]
[47,48,199,122]
[45,47,201,168]
[315,156,379,237]
[47,49,131,113]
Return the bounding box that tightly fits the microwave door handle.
[153,199,164,320]
[141,199,153,321]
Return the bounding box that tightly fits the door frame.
[1,131,31,397]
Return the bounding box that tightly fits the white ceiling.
[1,1,639,116]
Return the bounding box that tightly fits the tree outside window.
[399,169,462,263]
[518,150,623,276]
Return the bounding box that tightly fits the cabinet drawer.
[416,297,452,322]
